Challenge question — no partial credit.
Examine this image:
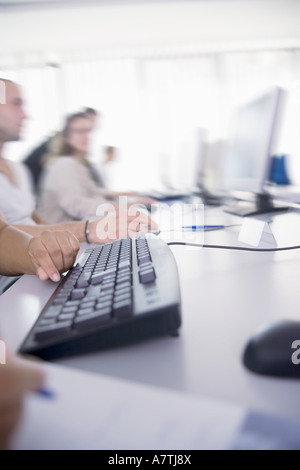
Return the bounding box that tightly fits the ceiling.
[0,0,250,5]
[0,0,195,5]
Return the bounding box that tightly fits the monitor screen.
[221,86,284,197]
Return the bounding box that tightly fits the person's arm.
[14,207,158,245]
[31,209,47,225]
[14,219,88,243]
[0,219,80,281]
[0,350,45,450]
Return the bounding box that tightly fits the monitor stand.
[193,188,226,207]
[223,193,290,217]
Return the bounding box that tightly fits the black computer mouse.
[242,320,300,379]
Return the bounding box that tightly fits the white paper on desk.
[11,363,243,450]
[10,363,300,450]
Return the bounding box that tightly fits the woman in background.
[38,112,154,224]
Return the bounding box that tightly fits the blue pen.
[181,225,225,230]
[36,387,55,399]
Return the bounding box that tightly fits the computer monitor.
[221,86,287,216]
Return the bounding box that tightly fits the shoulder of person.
[7,160,30,179]
[48,156,80,169]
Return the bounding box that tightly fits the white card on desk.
[238,218,277,248]
[10,363,300,450]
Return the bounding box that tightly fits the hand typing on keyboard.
[89,209,159,244]
[0,214,80,283]
[20,233,181,359]
[28,230,80,282]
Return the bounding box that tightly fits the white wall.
[0,0,299,65]
[1,0,300,189]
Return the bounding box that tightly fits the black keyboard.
[19,234,181,360]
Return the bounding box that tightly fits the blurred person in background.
[23,106,99,194]
[91,145,120,189]
[0,78,158,248]
[38,111,155,224]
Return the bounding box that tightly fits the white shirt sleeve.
[0,162,36,225]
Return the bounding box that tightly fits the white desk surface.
[1,206,300,423]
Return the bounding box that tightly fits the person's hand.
[0,351,45,450]
[28,230,80,282]
[89,208,159,244]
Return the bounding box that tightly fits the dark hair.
[62,112,89,135]
[60,112,91,156]
[83,107,98,117]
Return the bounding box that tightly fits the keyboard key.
[74,308,111,328]
[95,300,112,310]
[64,279,77,287]
[62,306,78,314]
[138,255,151,265]
[38,319,56,326]
[100,297,114,307]
[139,269,156,284]
[107,261,118,268]
[115,282,131,293]
[139,262,153,271]
[114,292,131,303]
[76,250,92,268]
[103,273,116,282]
[101,283,115,292]
[118,260,131,269]
[86,284,102,297]
[53,297,67,306]
[77,272,92,288]
[116,276,131,286]
[80,299,96,308]
[64,300,81,308]
[113,300,132,318]
[71,288,86,300]
[43,306,62,319]
[59,313,75,321]
[91,272,105,285]
[34,320,72,340]
[104,267,118,275]
[77,307,95,316]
